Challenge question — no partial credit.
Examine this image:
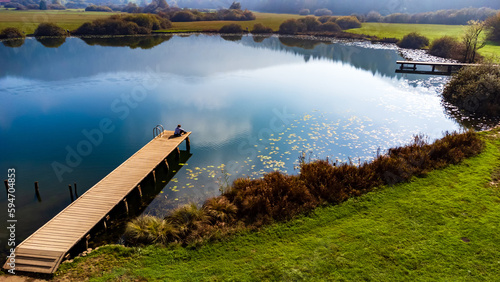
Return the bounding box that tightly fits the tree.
[486,12,500,42]
[462,20,486,63]
[229,1,241,10]
[39,0,47,10]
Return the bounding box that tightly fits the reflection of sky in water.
[0,35,460,247]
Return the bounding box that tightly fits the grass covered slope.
[346,22,500,58]
[0,9,120,34]
[56,128,500,281]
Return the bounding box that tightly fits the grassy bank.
[346,22,500,59]
[0,9,120,34]
[53,128,500,281]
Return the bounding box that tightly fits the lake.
[0,34,465,252]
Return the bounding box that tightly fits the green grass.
[0,9,120,34]
[164,12,303,32]
[346,22,500,59]
[55,129,500,281]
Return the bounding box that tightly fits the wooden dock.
[3,130,190,274]
[395,60,476,75]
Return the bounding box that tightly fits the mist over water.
[0,35,462,252]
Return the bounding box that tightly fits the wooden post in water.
[164,158,169,172]
[123,199,129,215]
[74,182,78,198]
[152,170,156,183]
[4,180,8,195]
[137,185,142,198]
[68,184,74,202]
[85,234,91,250]
[175,147,180,161]
[186,137,190,152]
[35,182,42,202]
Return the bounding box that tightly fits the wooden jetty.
[395,60,477,75]
[3,130,190,274]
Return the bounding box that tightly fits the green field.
[0,10,499,58]
[52,129,500,281]
[0,9,120,34]
[346,22,500,59]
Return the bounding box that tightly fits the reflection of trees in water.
[252,35,270,43]
[246,36,401,78]
[80,35,173,49]
[36,37,66,48]
[442,101,500,130]
[278,37,327,50]
[221,35,243,42]
[2,38,25,48]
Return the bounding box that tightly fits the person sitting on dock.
[174,124,187,137]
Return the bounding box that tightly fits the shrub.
[219,23,243,33]
[166,203,208,238]
[33,23,66,37]
[124,215,178,245]
[171,10,196,22]
[279,19,303,34]
[318,22,341,32]
[443,64,500,117]
[251,23,273,34]
[314,8,332,16]
[73,19,149,35]
[124,14,171,30]
[366,11,382,22]
[0,27,25,39]
[429,36,464,60]
[297,16,321,32]
[203,197,237,224]
[335,16,362,30]
[85,5,113,12]
[397,32,429,49]
[48,4,65,10]
[299,8,310,15]
[486,12,500,42]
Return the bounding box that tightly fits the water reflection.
[221,35,243,42]
[2,38,25,48]
[80,35,172,49]
[0,34,468,255]
[36,37,66,48]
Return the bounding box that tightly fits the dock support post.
[137,185,142,198]
[186,137,190,152]
[85,234,91,250]
[103,215,110,230]
[175,147,180,161]
[164,158,169,172]
[35,182,41,202]
[68,184,74,202]
[152,170,156,184]
[74,182,78,198]
[4,180,8,195]
[123,199,129,215]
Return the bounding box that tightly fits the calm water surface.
[0,35,461,252]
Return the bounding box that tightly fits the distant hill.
[169,0,500,15]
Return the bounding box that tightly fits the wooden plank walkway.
[395,60,477,75]
[3,130,190,274]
